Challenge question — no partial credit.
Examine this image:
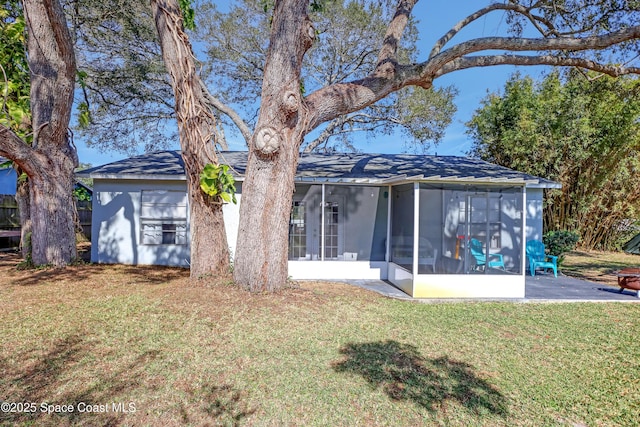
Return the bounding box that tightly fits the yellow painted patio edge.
[412,274,525,298]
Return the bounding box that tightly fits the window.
[140,190,188,245]
[322,201,341,259]
[289,201,307,259]
[468,195,502,249]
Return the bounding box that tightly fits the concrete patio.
[524,272,639,301]
[343,272,640,302]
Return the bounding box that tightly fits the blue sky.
[76,0,546,166]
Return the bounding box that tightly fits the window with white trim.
[140,190,188,245]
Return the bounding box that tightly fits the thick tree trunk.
[233,0,315,291]
[151,0,230,279]
[20,0,78,266]
[189,190,229,278]
[29,157,77,265]
[234,145,300,292]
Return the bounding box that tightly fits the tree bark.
[233,0,314,292]
[0,0,79,267]
[28,155,77,265]
[151,0,230,279]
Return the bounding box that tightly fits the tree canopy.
[196,0,457,152]
[68,0,457,155]
[0,1,30,142]
[467,71,640,250]
[65,0,176,154]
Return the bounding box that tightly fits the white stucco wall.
[222,183,241,262]
[92,179,242,267]
[91,179,191,266]
[525,188,544,242]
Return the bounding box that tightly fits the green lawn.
[562,250,640,287]
[0,256,639,426]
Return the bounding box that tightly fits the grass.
[0,251,639,426]
[562,250,640,287]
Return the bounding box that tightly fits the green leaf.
[179,0,196,30]
[199,163,237,204]
[77,102,92,129]
[73,186,92,202]
[77,70,89,88]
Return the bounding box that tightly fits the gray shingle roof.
[77,150,560,188]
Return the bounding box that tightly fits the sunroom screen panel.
[391,184,414,271]
[324,185,387,261]
[418,184,524,275]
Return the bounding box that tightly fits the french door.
[288,191,344,260]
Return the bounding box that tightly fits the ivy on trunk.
[151,0,230,278]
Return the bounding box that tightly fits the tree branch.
[303,116,347,153]
[436,54,640,78]
[424,25,640,77]
[374,0,417,76]
[429,3,558,59]
[199,80,251,147]
[0,124,36,173]
[306,23,640,130]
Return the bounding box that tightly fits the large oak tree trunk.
[21,0,78,266]
[29,154,77,265]
[234,145,300,292]
[151,0,230,279]
[233,0,315,291]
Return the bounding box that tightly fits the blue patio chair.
[526,240,558,277]
[469,238,505,270]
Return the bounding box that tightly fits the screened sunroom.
[285,180,530,298]
[387,182,527,298]
[280,152,559,298]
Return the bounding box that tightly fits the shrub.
[543,230,580,266]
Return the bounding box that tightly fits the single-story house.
[77,150,560,298]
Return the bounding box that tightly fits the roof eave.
[80,172,560,189]
[85,173,187,181]
[525,182,562,189]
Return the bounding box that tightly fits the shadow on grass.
[0,334,149,426]
[8,262,188,287]
[333,340,507,417]
[179,384,256,427]
[0,334,253,426]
